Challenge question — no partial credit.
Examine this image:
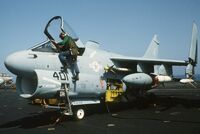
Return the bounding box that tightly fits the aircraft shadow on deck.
[0,111,65,129]
[0,102,134,128]
[0,108,103,129]
[1,98,200,129]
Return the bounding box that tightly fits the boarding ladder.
[43,83,73,115]
[58,83,73,115]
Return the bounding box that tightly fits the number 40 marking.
[53,72,68,80]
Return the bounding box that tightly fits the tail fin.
[189,23,198,65]
[143,34,159,59]
[186,23,198,78]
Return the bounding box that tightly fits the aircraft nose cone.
[4,52,19,75]
[5,51,35,77]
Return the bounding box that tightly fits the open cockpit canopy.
[44,16,78,42]
[30,16,85,54]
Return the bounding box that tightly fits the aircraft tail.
[143,35,159,59]
[186,22,198,78]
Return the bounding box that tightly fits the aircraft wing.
[110,56,187,72]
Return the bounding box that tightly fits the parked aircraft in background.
[4,16,198,120]
[0,78,3,85]
[0,72,13,88]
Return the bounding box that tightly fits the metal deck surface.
[0,82,200,134]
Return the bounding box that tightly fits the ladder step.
[44,105,67,109]
[61,83,73,115]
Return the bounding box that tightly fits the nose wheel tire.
[73,107,85,120]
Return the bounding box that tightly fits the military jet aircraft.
[0,77,3,85]
[4,16,198,120]
[0,72,13,88]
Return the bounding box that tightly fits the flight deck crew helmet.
[59,32,67,39]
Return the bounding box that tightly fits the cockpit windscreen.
[31,41,57,53]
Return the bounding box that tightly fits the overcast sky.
[0,0,199,76]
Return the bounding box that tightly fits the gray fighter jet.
[0,72,13,88]
[4,16,198,120]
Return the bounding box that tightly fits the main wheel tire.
[73,107,85,120]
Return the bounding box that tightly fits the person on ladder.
[52,32,79,81]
